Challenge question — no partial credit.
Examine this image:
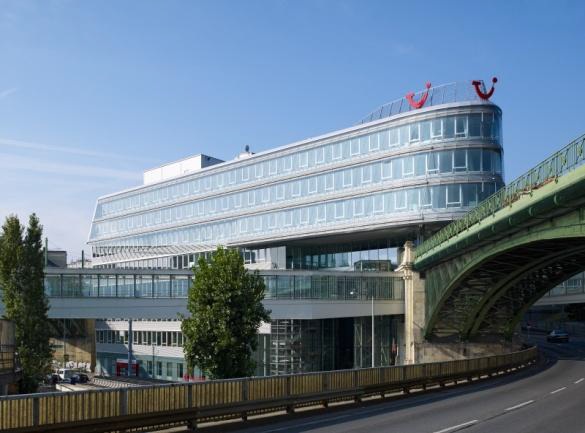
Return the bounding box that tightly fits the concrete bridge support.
[399,242,521,364]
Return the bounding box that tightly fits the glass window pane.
[443,117,455,138]
[439,151,452,173]
[469,114,481,137]
[453,150,467,171]
[482,150,493,171]
[420,121,431,141]
[468,149,481,171]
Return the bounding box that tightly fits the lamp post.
[371,295,375,368]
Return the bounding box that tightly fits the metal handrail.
[416,133,585,259]
[358,81,489,125]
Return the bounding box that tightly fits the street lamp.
[348,289,375,368]
[371,295,375,368]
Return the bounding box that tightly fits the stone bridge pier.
[398,242,520,364]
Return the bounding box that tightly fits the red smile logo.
[406,82,431,109]
[472,77,498,100]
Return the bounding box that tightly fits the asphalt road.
[203,336,585,433]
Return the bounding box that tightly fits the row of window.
[146,360,184,380]
[96,330,184,347]
[90,148,502,240]
[94,181,500,250]
[94,110,501,220]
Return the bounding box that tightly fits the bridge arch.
[423,220,585,340]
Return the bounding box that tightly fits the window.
[468,149,481,171]
[381,161,392,179]
[343,170,352,187]
[409,123,420,142]
[315,147,325,164]
[447,184,461,207]
[443,117,455,138]
[420,121,431,141]
[439,151,453,173]
[468,114,481,137]
[431,119,442,138]
[276,184,285,200]
[292,181,301,197]
[482,150,493,171]
[332,142,342,160]
[395,191,407,210]
[402,157,414,177]
[308,177,318,194]
[361,165,372,183]
[255,164,263,178]
[389,128,399,146]
[147,361,153,377]
[354,198,364,216]
[299,152,308,168]
[453,150,467,171]
[350,138,360,155]
[334,202,344,219]
[156,361,162,376]
[177,363,184,380]
[269,159,278,175]
[421,187,432,207]
[455,116,467,137]
[373,195,384,214]
[167,362,173,377]
[325,173,334,191]
[316,205,326,222]
[369,133,379,150]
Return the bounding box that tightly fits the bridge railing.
[416,133,585,259]
[0,347,537,432]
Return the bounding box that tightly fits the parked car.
[72,373,90,384]
[547,329,569,343]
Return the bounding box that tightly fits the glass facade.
[85,96,504,377]
[89,106,502,265]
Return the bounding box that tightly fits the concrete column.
[397,241,426,364]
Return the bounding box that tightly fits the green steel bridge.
[415,133,585,341]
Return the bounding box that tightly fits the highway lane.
[201,336,585,433]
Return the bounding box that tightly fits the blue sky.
[0,0,584,259]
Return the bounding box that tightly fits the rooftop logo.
[406,77,498,109]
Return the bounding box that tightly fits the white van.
[57,368,75,382]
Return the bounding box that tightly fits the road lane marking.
[575,378,584,384]
[505,400,534,411]
[550,387,566,394]
[433,420,478,433]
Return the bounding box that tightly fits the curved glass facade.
[89,102,503,263]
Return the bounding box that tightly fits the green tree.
[181,247,270,379]
[0,214,52,393]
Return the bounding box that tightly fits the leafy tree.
[181,247,270,379]
[0,214,52,393]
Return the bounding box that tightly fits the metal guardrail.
[0,347,537,433]
[358,81,487,125]
[416,133,585,260]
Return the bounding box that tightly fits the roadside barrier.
[0,346,537,433]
